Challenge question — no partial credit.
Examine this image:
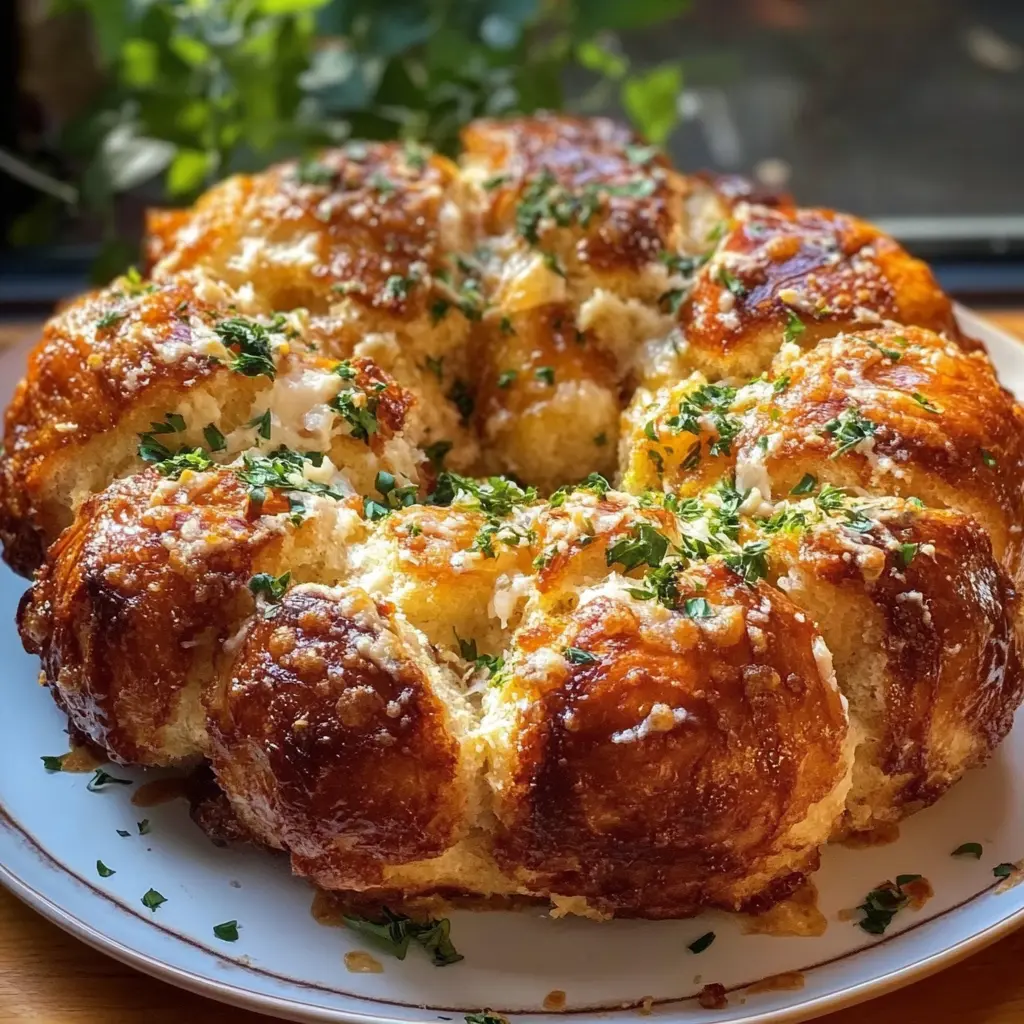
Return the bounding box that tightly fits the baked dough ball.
[619,373,740,499]
[208,583,480,892]
[763,499,1023,833]
[351,500,534,654]
[470,304,620,489]
[0,269,425,575]
[18,466,365,766]
[673,204,965,382]
[460,114,717,374]
[483,563,852,917]
[147,142,479,467]
[735,326,1024,583]
[0,272,273,574]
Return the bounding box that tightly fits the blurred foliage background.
[10,0,691,278]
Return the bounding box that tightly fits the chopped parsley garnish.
[658,288,685,314]
[249,571,291,603]
[369,171,395,195]
[783,310,805,344]
[423,440,453,469]
[137,412,187,463]
[448,379,475,424]
[137,819,151,835]
[899,542,919,567]
[626,143,659,166]
[482,173,509,191]
[430,299,451,326]
[541,251,566,278]
[465,1015,505,1024]
[564,647,598,665]
[824,406,876,457]
[994,862,1015,879]
[790,473,817,495]
[236,447,344,507]
[499,316,515,335]
[665,383,740,456]
[951,842,983,859]
[687,931,715,954]
[606,522,669,572]
[343,908,463,966]
[96,860,115,878]
[982,449,998,468]
[249,409,272,440]
[203,423,227,452]
[773,373,791,394]
[213,920,240,941]
[535,366,555,386]
[713,265,747,297]
[684,597,713,619]
[41,755,64,772]
[87,770,132,792]
[855,875,922,934]
[373,469,418,513]
[141,888,167,912]
[150,448,214,479]
[295,160,338,186]
[497,369,517,389]
[429,472,536,517]
[96,310,126,331]
[723,540,770,585]
[912,392,941,414]
[215,317,277,379]
[625,559,685,608]
[456,634,505,679]
[330,386,380,443]
[382,273,418,302]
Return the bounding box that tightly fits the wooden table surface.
[2,311,1024,1023]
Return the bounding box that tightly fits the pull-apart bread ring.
[6,113,1024,920]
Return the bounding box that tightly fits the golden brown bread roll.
[735,326,1024,585]
[0,269,426,576]
[18,466,363,765]
[483,563,853,917]
[760,496,1023,834]
[6,114,1024,920]
[675,204,967,382]
[208,583,481,891]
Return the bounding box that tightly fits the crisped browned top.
[683,205,963,374]
[462,114,686,274]
[491,563,848,916]
[209,583,465,885]
[0,274,269,574]
[472,304,619,429]
[148,142,459,315]
[771,505,1022,806]
[740,325,1024,579]
[18,469,290,765]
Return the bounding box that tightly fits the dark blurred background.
[1,0,1022,312]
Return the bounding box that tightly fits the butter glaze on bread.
[7,114,1024,919]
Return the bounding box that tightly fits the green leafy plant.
[13,0,690,276]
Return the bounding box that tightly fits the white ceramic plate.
[1,307,1024,1024]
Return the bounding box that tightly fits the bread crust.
[6,114,1024,919]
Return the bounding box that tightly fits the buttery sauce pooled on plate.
[543,990,567,1011]
[746,971,805,995]
[131,776,189,807]
[742,882,827,937]
[344,950,383,973]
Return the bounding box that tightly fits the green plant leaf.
[574,0,692,34]
[576,39,628,79]
[621,63,683,143]
[166,149,211,197]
